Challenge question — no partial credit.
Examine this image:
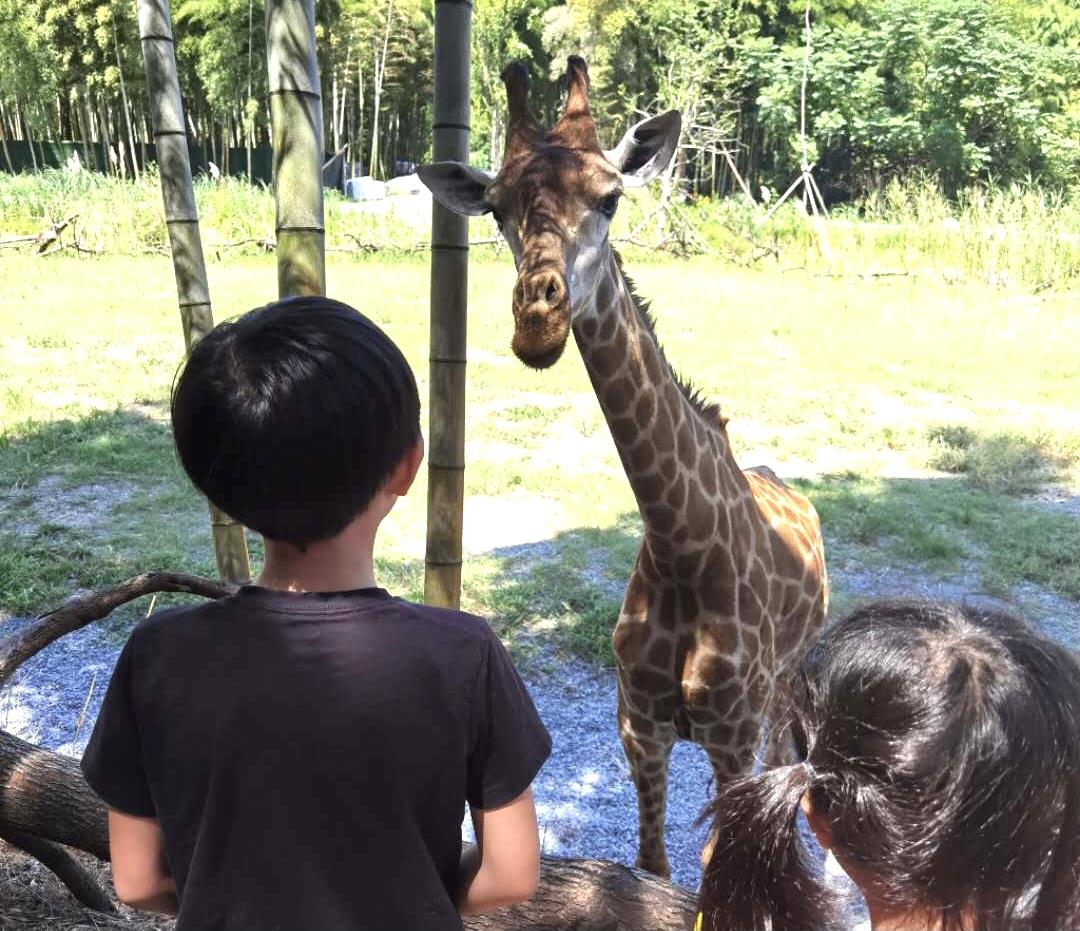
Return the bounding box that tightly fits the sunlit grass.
[0,250,1077,659]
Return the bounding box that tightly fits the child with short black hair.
[82,297,551,930]
[698,599,1080,931]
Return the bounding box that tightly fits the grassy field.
[1,247,1079,660]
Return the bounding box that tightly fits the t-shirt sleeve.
[466,632,551,811]
[80,634,156,817]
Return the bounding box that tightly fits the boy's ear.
[386,438,425,497]
[417,162,494,216]
[604,111,682,187]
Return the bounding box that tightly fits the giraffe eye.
[598,193,620,219]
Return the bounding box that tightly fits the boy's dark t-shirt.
[81,586,551,931]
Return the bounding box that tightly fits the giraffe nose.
[516,269,566,309]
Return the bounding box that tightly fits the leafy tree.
[741,0,1080,198]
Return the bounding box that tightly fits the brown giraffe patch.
[647,637,674,669]
[605,376,634,413]
[635,391,657,428]
[629,440,656,473]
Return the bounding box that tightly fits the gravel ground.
[9,563,1078,906]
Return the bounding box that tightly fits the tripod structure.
[760,0,832,258]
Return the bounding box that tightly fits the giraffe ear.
[416,162,494,216]
[604,111,682,187]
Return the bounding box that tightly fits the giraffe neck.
[571,250,749,555]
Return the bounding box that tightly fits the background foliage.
[0,0,1076,199]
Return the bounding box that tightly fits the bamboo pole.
[137,0,252,584]
[424,0,471,609]
[266,0,325,298]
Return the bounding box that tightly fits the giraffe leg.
[762,671,801,767]
[617,683,676,878]
[696,732,752,869]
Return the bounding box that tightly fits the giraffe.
[419,57,828,878]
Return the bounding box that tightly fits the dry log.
[466,856,697,931]
[0,572,235,686]
[0,729,108,861]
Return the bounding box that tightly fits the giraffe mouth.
[511,279,572,370]
[513,335,569,370]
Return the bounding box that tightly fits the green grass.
[0,249,1077,662]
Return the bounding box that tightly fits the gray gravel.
[10,575,1076,897]
[21,566,1078,900]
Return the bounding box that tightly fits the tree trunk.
[369,0,394,179]
[465,857,696,931]
[266,0,326,297]
[78,88,97,170]
[95,94,115,177]
[137,0,252,583]
[21,99,39,172]
[0,99,14,174]
[112,13,141,181]
[0,730,108,862]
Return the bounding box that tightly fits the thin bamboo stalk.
[265,0,325,297]
[0,109,12,174]
[112,13,140,181]
[137,0,252,584]
[424,0,471,609]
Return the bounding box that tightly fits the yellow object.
[695,913,703,931]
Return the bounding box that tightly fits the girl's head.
[700,600,1080,931]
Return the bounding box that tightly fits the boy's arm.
[107,809,178,916]
[456,788,540,916]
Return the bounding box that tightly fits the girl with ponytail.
[698,599,1080,931]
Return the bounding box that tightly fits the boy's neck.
[256,512,382,594]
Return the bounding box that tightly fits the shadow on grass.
[0,408,218,618]
[466,473,1080,665]
[3,410,1077,657]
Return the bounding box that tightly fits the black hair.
[171,296,420,548]
[699,599,1080,931]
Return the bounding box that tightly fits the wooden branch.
[0,825,114,913]
[216,236,277,252]
[0,572,234,686]
[36,215,78,254]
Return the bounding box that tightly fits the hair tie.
[802,760,815,781]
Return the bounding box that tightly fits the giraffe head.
[419,57,681,369]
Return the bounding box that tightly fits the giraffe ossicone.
[419,56,828,880]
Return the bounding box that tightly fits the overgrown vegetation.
[1,253,1076,662]
[3,170,1078,289]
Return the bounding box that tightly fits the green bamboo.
[137,0,252,584]
[424,0,472,609]
[265,0,326,298]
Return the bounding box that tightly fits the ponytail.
[699,763,837,931]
